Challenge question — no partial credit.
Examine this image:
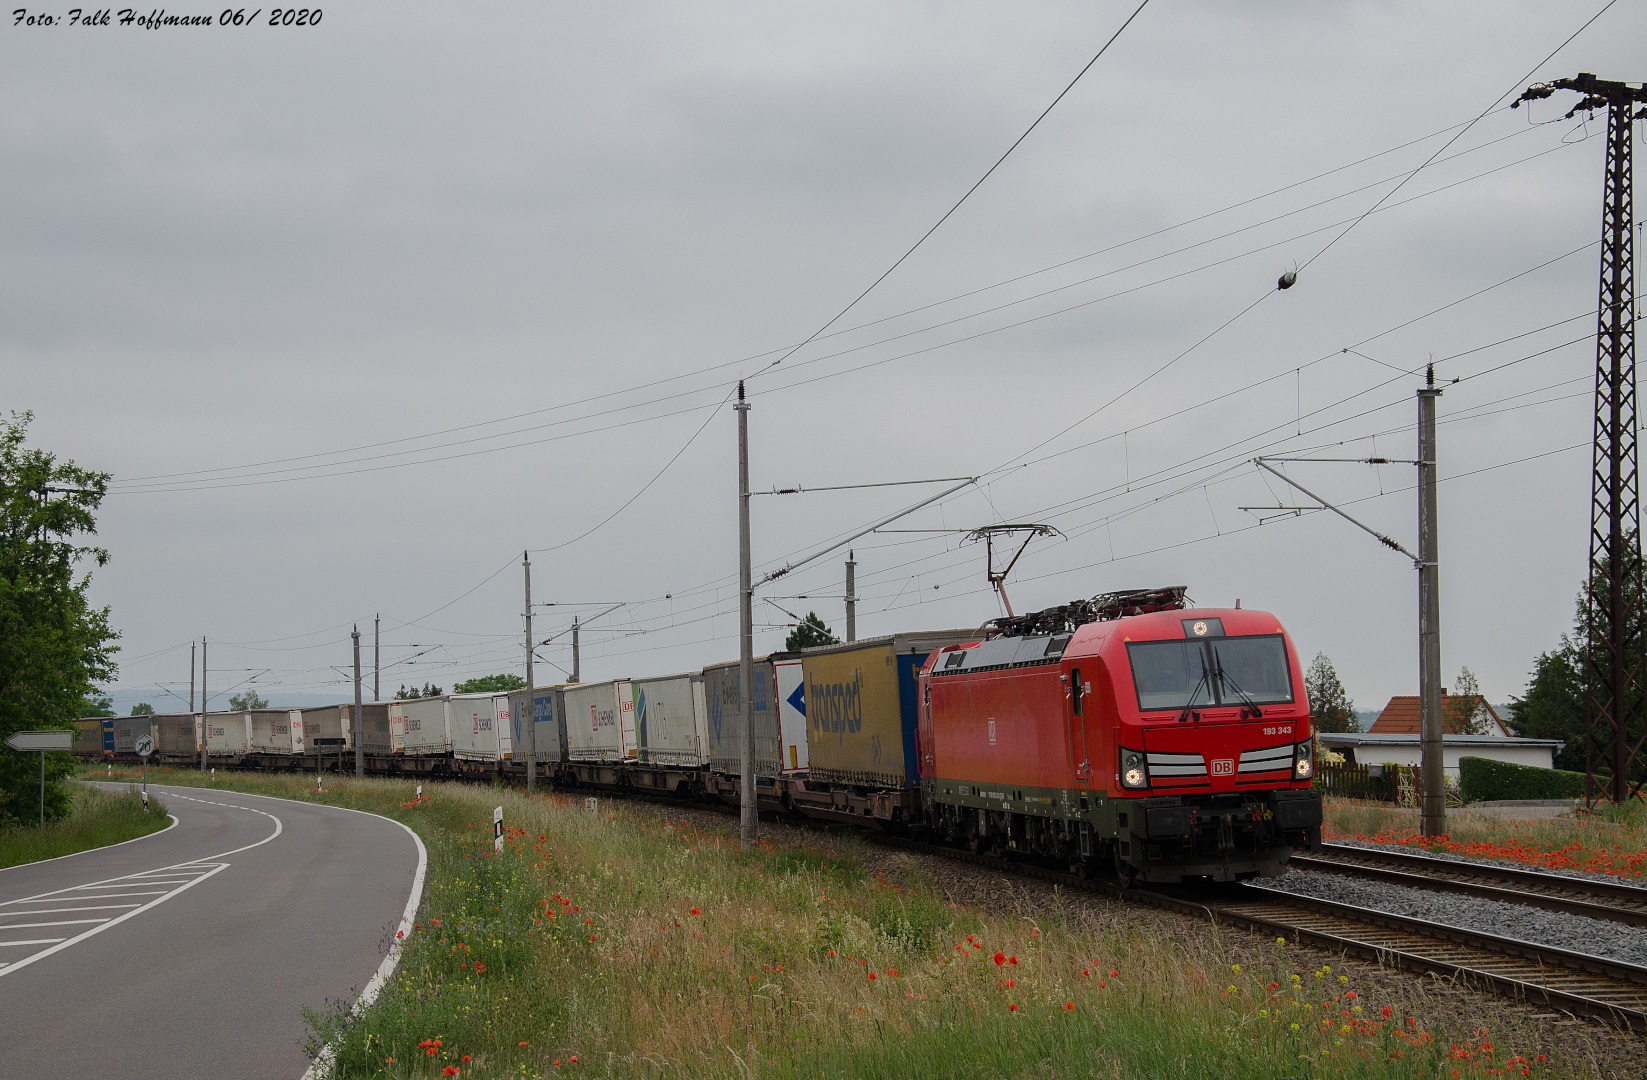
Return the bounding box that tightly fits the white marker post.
[5,730,75,828]
[415,784,422,801]
[493,805,504,852]
[134,734,155,811]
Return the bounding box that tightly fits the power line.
[1299,0,1621,273]
[750,0,1153,380]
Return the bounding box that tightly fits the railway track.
[868,835,1647,1034]
[1288,842,1647,927]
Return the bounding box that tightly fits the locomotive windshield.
[1127,634,1293,712]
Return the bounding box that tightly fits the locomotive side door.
[1067,665,1091,785]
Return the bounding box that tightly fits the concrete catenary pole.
[1417,367,1445,837]
[737,380,757,851]
[845,550,857,643]
[199,637,208,773]
[571,616,580,684]
[353,626,364,779]
[374,614,380,703]
[523,550,537,794]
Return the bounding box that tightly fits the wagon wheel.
[1112,847,1137,891]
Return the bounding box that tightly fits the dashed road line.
[0,793,284,979]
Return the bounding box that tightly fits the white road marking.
[0,920,110,930]
[0,905,137,915]
[0,792,284,980]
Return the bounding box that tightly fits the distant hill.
[98,687,350,715]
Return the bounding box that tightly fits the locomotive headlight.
[1120,749,1148,789]
[1293,739,1314,779]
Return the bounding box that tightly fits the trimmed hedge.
[1458,755,1586,803]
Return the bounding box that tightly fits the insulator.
[1277,270,1298,290]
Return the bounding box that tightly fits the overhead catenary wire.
[1298,0,1620,273]
[749,0,1153,379]
[104,97,1530,494]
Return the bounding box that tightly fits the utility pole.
[1418,367,1445,837]
[737,379,757,851]
[374,614,380,702]
[1251,387,1447,837]
[189,641,195,713]
[199,637,208,772]
[845,550,857,643]
[1518,75,1647,806]
[523,550,537,794]
[352,626,364,778]
[570,616,580,684]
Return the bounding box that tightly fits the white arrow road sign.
[5,731,73,752]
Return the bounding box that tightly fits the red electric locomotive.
[916,587,1322,883]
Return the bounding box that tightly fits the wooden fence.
[1316,763,1402,803]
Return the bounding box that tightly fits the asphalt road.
[0,783,423,1080]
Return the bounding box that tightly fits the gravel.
[1256,867,1647,967]
[1327,834,1647,891]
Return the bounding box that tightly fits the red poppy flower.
[444,1069,460,1077]
[385,1058,395,1065]
[571,1056,579,1063]
[1005,978,1015,988]
[1082,969,1090,976]
[1008,1003,1018,1012]
[993,952,1006,966]
[554,1059,562,1067]
[462,1056,471,1063]
[690,907,702,915]
[1108,969,1118,977]
[1008,956,1018,965]
[1063,1001,1075,1011]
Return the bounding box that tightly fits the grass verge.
[0,783,170,869]
[1325,797,1647,878]
[90,765,1592,1079]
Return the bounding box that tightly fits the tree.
[1509,551,1647,783]
[453,674,526,694]
[81,692,115,718]
[1443,666,1494,735]
[227,689,269,711]
[130,703,154,716]
[785,612,839,651]
[0,412,119,826]
[395,682,444,700]
[1304,653,1356,733]
[1507,638,1586,771]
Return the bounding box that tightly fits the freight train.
[78,588,1321,883]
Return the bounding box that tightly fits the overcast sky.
[5,1,1643,714]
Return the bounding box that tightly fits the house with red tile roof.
[1367,693,1511,737]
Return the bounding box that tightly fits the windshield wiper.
[1177,663,1211,723]
[1216,662,1264,719]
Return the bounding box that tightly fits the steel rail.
[1289,845,1647,927]
[865,835,1647,1034]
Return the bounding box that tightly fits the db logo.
[1211,759,1234,776]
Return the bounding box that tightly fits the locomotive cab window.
[1126,635,1293,712]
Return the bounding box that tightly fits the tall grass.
[1324,798,1647,878]
[94,767,1596,1078]
[0,784,169,869]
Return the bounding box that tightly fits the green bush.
[1458,756,1586,803]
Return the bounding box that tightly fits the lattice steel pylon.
[1517,75,1647,805]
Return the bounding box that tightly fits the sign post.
[5,730,75,828]
[493,805,504,852]
[135,733,155,811]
